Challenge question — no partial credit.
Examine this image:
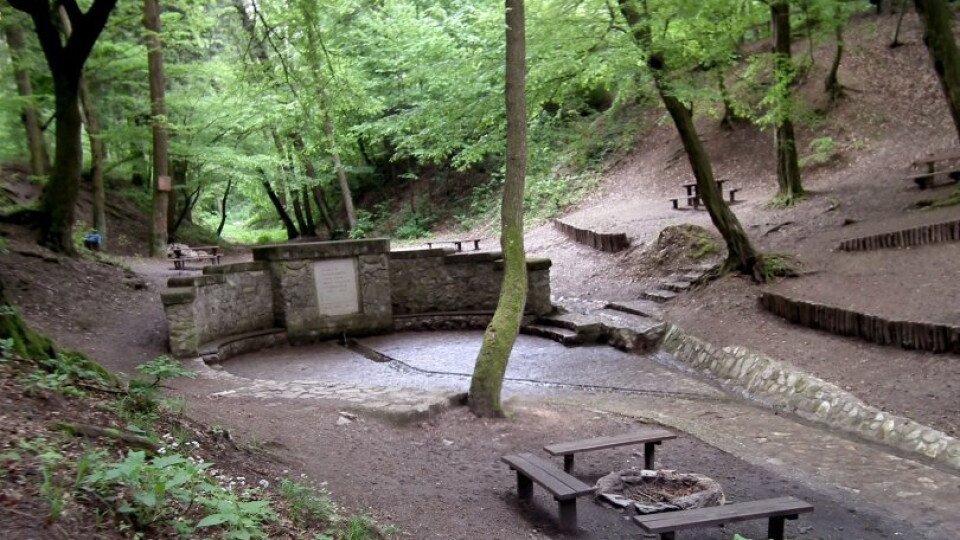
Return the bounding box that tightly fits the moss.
[0,307,55,361]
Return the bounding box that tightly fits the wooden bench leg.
[516,471,533,500]
[563,454,574,473]
[659,533,676,540]
[473,240,480,250]
[767,516,786,540]
[557,499,577,532]
[644,442,657,470]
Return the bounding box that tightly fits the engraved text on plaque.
[313,258,360,316]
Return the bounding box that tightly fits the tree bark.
[291,192,308,237]
[57,7,106,243]
[144,0,169,256]
[617,0,761,279]
[891,0,909,47]
[825,20,845,103]
[2,18,51,177]
[324,113,357,231]
[771,1,804,203]
[290,132,336,234]
[262,179,299,240]
[913,0,960,143]
[301,186,317,235]
[10,0,118,253]
[469,0,528,418]
[168,159,188,237]
[718,73,744,131]
[216,177,233,237]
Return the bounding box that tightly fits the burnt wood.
[634,496,813,540]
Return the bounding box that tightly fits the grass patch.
[758,253,800,281]
[915,188,960,208]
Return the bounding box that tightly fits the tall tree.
[824,3,847,103]
[618,0,762,279]
[770,0,804,203]
[913,0,960,143]
[144,0,169,256]
[57,7,107,244]
[1,12,51,177]
[468,0,529,417]
[8,0,118,253]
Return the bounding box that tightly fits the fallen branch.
[51,422,159,452]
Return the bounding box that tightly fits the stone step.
[660,280,692,293]
[536,312,603,341]
[605,300,663,319]
[640,289,678,303]
[593,309,667,353]
[681,263,717,274]
[680,272,704,282]
[521,324,583,346]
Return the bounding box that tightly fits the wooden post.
[557,499,577,531]
[644,442,657,470]
[563,454,574,473]
[768,515,786,540]
[516,471,532,500]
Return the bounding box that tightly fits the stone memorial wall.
[161,239,554,358]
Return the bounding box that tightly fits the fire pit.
[595,469,725,514]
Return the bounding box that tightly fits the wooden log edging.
[837,218,960,252]
[552,219,630,253]
[760,292,960,354]
[659,325,960,471]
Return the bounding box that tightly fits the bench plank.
[501,453,593,500]
[544,429,676,456]
[634,496,813,533]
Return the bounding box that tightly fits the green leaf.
[197,513,231,528]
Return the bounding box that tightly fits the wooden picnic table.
[171,245,222,270]
[682,179,725,197]
[424,239,481,252]
[912,149,960,172]
[908,149,960,189]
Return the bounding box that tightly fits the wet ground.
[222,331,727,401]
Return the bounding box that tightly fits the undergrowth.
[0,304,394,539]
[758,253,800,281]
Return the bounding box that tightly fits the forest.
[5,0,952,255]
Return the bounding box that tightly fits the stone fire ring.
[595,469,725,515]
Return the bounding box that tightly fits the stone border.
[197,328,288,364]
[837,218,960,252]
[552,219,630,253]
[393,312,538,331]
[760,292,960,354]
[659,325,960,471]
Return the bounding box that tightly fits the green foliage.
[343,514,376,540]
[196,496,276,539]
[20,351,116,397]
[278,479,337,528]
[758,253,800,281]
[799,136,838,168]
[119,356,196,428]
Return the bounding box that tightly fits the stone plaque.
[313,258,359,316]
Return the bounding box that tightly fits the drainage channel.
[342,339,729,404]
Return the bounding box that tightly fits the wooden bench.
[501,452,594,531]
[171,246,222,270]
[424,239,481,251]
[543,429,677,474]
[728,187,741,202]
[634,496,813,540]
[904,168,960,190]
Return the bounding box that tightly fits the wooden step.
[521,324,582,346]
[640,289,678,303]
[604,300,663,319]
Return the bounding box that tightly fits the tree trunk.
[217,177,233,237]
[39,78,84,253]
[617,0,761,279]
[891,0,909,47]
[144,0,169,257]
[291,192,309,237]
[290,132,336,235]
[825,17,845,103]
[771,1,804,203]
[301,186,317,236]
[469,0,528,418]
[262,179,299,240]
[168,159,188,237]
[913,0,960,143]
[718,73,744,131]
[324,114,357,231]
[2,19,51,177]
[57,7,106,244]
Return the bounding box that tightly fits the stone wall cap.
[160,287,196,305]
[493,257,553,271]
[390,248,448,260]
[252,238,391,261]
[203,261,269,274]
[443,251,503,264]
